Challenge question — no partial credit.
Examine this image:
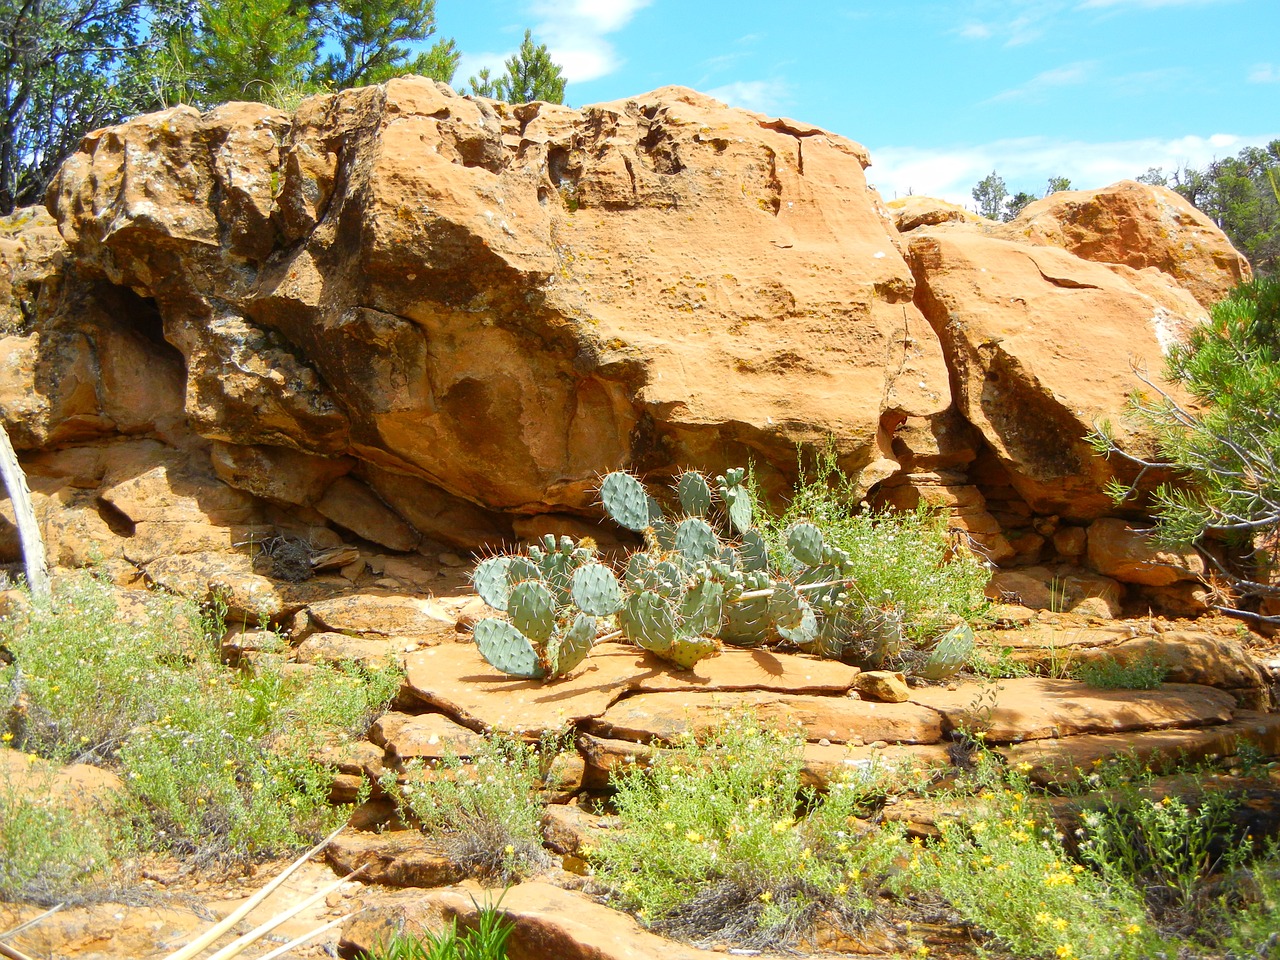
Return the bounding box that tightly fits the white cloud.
[867,132,1280,207]
[986,61,1095,102]
[705,80,793,117]
[1250,63,1279,83]
[528,0,651,82]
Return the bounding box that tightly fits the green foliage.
[369,905,512,960]
[899,783,1157,960]
[1071,651,1168,690]
[0,573,399,865]
[0,0,163,211]
[1095,276,1280,615]
[763,448,990,649]
[1078,788,1252,920]
[387,734,551,883]
[593,718,904,948]
[468,29,565,104]
[970,171,1073,222]
[0,775,119,903]
[972,170,1008,220]
[317,0,460,89]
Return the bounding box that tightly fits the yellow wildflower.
[759,891,772,903]
[1056,946,1074,959]
[685,831,704,843]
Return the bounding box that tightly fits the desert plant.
[1072,651,1168,690]
[1093,276,1280,623]
[368,903,513,960]
[386,734,551,883]
[0,775,118,903]
[898,781,1157,960]
[1078,787,1252,919]
[593,716,904,949]
[0,572,400,865]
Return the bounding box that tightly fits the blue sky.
[437,0,1278,206]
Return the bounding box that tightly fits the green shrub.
[1078,787,1251,919]
[387,734,552,883]
[898,781,1157,960]
[1094,276,1280,620]
[0,777,119,903]
[761,448,991,648]
[1071,651,1168,690]
[368,904,513,960]
[1,573,400,866]
[593,717,904,949]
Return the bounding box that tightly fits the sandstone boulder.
[1086,517,1205,586]
[908,230,1207,519]
[48,82,950,521]
[1000,180,1251,309]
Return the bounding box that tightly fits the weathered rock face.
[999,180,1251,309]
[0,82,1255,588]
[47,81,948,518]
[906,229,1207,520]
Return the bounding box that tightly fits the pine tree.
[469,29,565,104]
[971,171,1007,221]
[1094,277,1280,622]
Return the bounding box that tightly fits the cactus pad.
[739,529,770,572]
[549,613,596,676]
[508,580,557,642]
[619,590,677,652]
[675,517,720,564]
[472,556,514,611]
[665,634,720,670]
[571,562,623,616]
[676,471,713,517]
[786,522,827,566]
[601,471,661,532]
[474,619,546,679]
[917,623,974,680]
[717,468,754,534]
[678,577,725,637]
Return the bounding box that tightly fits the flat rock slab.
[909,677,1236,743]
[294,632,403,668]
[1000,711,1280,785]
[341,880,858,960]
[991,626,1268,689]
[589,690,943,746]
[370,712,488,763]
[404,643,860,736]
[305,593,458,642]
[327,830,466,888]
[575,733,952,792]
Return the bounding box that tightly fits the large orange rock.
[1000,180,1251,308]
[907,230,1207,519]
[48,82,949,516]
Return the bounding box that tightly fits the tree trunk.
[0,422,48,600]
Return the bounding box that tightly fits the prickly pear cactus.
[785,522,827,567]
[546,613,597,676]
[617,570,724,670]
[721,571,774,648]
[916,623,974,681]
[601,471,662,532]
[676,471,713,517]
[716,468,753,534]
[474,619,546,679]
[675,517,720,564]
[470,534,607,680]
